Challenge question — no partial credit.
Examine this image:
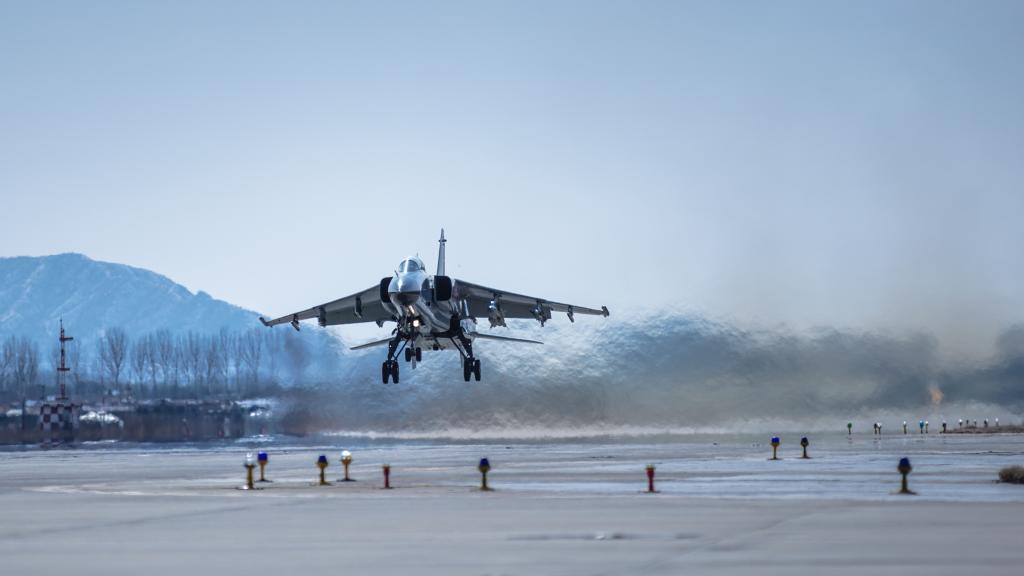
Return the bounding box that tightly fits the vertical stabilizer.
[437,228,447,276]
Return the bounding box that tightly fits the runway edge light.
[478,458,492,491]
[897,458,916,495]
[257,452,270,482]
[239,453,256,491]
[316,454,331,486]
[341,450,354,482]
[646,464,658,493]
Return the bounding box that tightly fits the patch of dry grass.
[998,466,1024,484]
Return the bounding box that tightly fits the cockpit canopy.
[398,257,425,273]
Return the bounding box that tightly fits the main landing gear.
[381,360,399,384]
[404,347,422,362]
[455,335,481,382]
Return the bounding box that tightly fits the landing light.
[413,319,421,328]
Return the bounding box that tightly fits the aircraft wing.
[259,284,392,330]
[452,279,609,323]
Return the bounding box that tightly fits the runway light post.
[800,437,810,459]
[257,452,270,482]
[316,455,330,486]
[478,458,492,491]
[919,420,925,434]
[770,437,781,460]
[847,422,852,435]
[903,421,908,435]
[925,421,929,434]
[958,419,963,430]
[240,452,256,490]
[942,421,947,434]
[646,464,657,493]
[897,457,915,495]
[341,450,354,482]
[382,464,392,489]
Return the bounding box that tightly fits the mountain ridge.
[0,252,266,347]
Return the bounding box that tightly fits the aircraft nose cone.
[394,291,419,306]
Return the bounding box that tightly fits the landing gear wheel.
[391,360,400,384]
[473,359,481,381]
[415,347,422,362]
[404,348,412,362]
[462,359,472,382]
[381,361,391,384]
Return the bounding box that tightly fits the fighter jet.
[260,230,609,383]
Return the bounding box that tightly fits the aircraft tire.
[381,361,390,384]
[462,359,471,382]
[391,360,400,384]
[404,348,412,362]
[473,359,481,381]
[415,347,422,362]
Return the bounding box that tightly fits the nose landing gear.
[381,360,399,384]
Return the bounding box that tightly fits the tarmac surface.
[1,432,1023,575]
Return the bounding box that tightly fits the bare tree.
[25,341,39,397]
[130,338,149,394]
[237,328,263,392]
[0,336,14,394]
[12,338,40,398]
[203,335,221,396]
[144,334,159,389]
[217,329,234,393]
[155,330,176,390]
[184,333,203,390]
[100,327,128,392]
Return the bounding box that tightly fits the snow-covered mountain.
[0,253,286,347]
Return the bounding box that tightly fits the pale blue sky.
[1,1,1022,357]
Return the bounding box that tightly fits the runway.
[1,432,1022,575]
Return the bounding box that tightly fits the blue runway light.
[258,452,268,463]
[477,458,492,491]
[318,454,328,465]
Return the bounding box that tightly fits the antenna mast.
[57,319,74,400]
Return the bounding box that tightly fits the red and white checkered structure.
[39,401,79,443]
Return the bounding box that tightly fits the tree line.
[0,328,314,402]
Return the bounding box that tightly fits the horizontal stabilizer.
[350,337,393,351]
[470,332,543,345]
